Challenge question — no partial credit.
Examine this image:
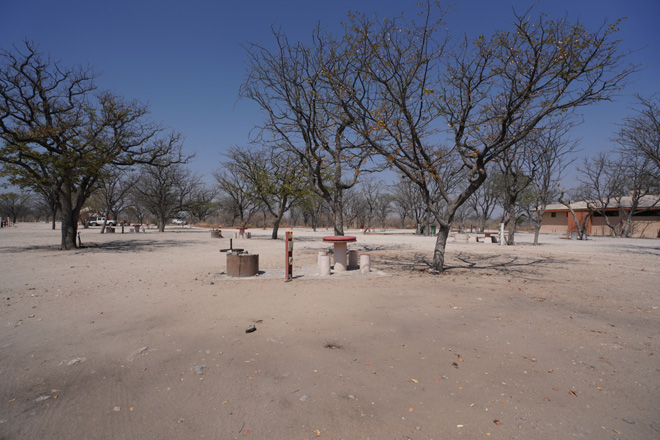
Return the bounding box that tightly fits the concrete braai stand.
[322,236,356,272]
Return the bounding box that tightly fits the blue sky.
[2,0,659,184]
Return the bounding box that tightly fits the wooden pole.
[285,231,293,281]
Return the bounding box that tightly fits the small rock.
[127,346,148,361]
[67,357,86,366]
[205,349,211,354]
[35,395,50,402]
[245,325,257,333]
[177,418,185,423]
[28,314,35,318]
[299,395,309,401]
[194,365,207,375]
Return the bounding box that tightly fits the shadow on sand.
[373,250,573,280]
[0,237,197,254]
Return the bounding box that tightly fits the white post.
[499,223,504,246]
[318,251,328,268]
[360,254,371,275]
[319,255,331,276]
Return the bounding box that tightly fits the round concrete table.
[323,236,356,272]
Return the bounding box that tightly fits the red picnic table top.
[323,236,357,243]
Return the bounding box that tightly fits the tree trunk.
[362,217,371,234]
[507,201,517,245]
[332,204,344,235]
[601,214,619,237]
[432,223,451,272]
[578,213,592,240]
[50,202,58,230]
[533,223,541,245]
[271,216,281,239]
[531,207,545,245]
[57,185,81,249]
[621,204,636,238]
[59,205,78,249]
[621,218,633,237]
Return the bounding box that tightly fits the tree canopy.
[243,4,636,271]
[0,41,188,248]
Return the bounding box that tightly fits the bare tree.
[241,26,377,236]
[293,192,327,231]
[342,186,365,230]
[526,124,578,244]
[616,149,659,236]
[579,152,625,236]
[133,163,201,232]
[344,5,635,271]
[0,42,188,248]
[375,192,392,231]
[558,186,592,240]
[223,145,308,238]
[496,140,536,246]
[124,193,148,226]
[498,120,577,245]
[213,167,260,228]
[95,168,137,233]
[29,183,60,229]
[615,95,660,174]
[358,178,382,233]
[32,188,59,227]
[187,184,219,225]
[466,171,498,232]
[391,178,426,232]
[580,150,658,237]
[0,191,32,223]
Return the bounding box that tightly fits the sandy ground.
[0,223,659,440]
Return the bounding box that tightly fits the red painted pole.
[285,231,293,281]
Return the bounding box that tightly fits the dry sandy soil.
[0,223,658,440]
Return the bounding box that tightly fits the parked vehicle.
[172,219,187,225]
[87,217,116,226]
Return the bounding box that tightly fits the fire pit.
[220,238,258,277]
[225,253,259,277]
